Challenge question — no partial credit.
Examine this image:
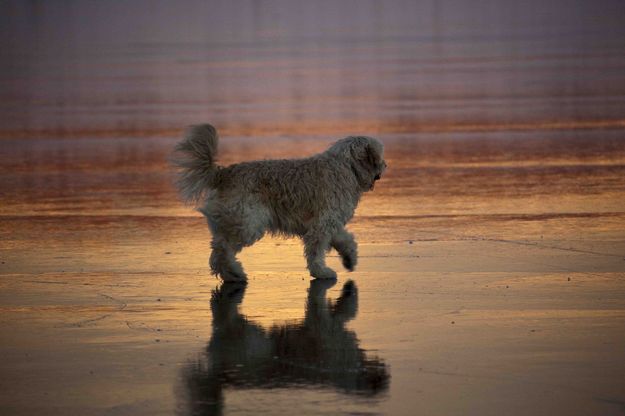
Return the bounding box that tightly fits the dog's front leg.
[303,231,337,279]
[331,229,358,272]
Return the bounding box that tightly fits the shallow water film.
[1,1,625,415]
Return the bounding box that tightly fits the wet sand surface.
[2,1,625,415]
[1,133,624,415]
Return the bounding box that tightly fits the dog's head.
[328,136,387,192]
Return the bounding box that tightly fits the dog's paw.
[341,250,357,272]
[220,270,248,282]
[310,266,337,280]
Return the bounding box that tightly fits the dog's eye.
[374,174,381,180]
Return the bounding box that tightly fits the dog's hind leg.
[331,228,358,272]
[209,235,247,281]
[202,210,247,282]
[203,199,269,281]
[303,229,337,279]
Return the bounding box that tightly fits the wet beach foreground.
[1,132,624,415]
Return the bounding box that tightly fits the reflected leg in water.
[179,280,389,415]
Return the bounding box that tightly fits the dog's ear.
[365,143,379,171]
[350,139,378,190]
[359,142,380,173]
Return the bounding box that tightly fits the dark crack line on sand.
[65,313,114,328]
[418,367,603,397]
[63,293,127,328]
[98,293,127,309]
[125,321,161,333]
[454,244,623,280]
[594,397,625,413]
[407,227,623,258]
[411,230,624,280]
[22,280,144,288]
[448,233,623,258]
[516,258,623,280]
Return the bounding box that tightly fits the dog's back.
[210,155,360,237]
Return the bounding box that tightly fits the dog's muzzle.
[370,174,381,190]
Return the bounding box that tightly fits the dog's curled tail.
[171,124,220,205]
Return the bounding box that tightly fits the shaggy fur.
[172,123,386,281]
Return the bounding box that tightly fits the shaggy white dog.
[172,124,386,281]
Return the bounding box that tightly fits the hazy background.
[2,0,625,136]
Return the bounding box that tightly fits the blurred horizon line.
[1,118,624,140]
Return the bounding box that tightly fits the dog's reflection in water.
[180,280,389,415]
